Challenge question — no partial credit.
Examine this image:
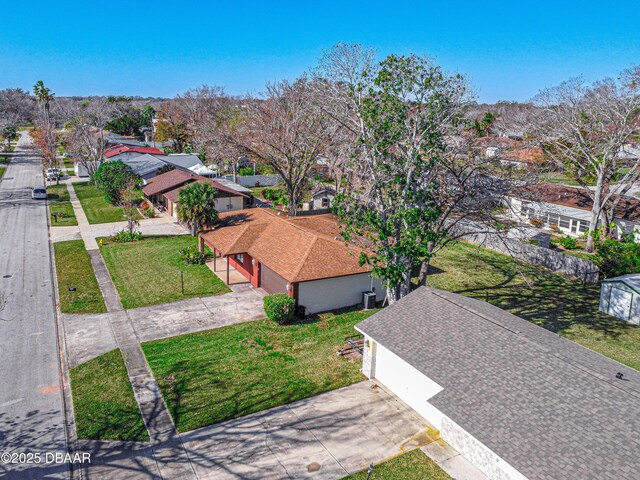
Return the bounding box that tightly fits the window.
[578,222,589,233]
[235,253,244,264]
[321,197,330,208]
[558,216,571,229]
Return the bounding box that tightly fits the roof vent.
[616,372,624,380]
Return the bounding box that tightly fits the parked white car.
[32,186,47,200]
[46,168,61,180]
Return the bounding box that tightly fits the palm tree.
[33,80,54,127]
[177,182,219,235]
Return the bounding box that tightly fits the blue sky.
[1,1,639,103]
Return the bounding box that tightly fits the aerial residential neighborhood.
[1,3,639,480]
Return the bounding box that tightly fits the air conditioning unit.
[362,291,376,310]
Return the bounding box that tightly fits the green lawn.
[0,167,4,179]
[342,449,450,480]
[47,184,77,226]
[100,235,230,309]
[142,309,375,432]
[54,240,107,314]
[427,241,640,370]
[70,349,148,441]
[73,181,143,224]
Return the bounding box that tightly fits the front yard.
[53,240,106,314]
[342,449,450,480]
[48,184,77,226]
[73,181,143,224]
[70,348,148,441]
[99,235,230,309]
[142,309,375,432]
[427,241,640,370]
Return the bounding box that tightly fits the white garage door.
[374,343,444,427]
[608,287,632,321]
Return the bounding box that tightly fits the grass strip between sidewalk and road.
[99,235,230,309]
[70,348,149,442]
[54,240,107,314]
[73,181,143,224]
[341,449,451,480]
[142,309,376,432]
[47,183,78,226]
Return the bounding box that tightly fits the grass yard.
[70,349,148,441]
[100,235,230,309]
[142,309,376,432]
[73,181,143,224]
[342,449,450,480]
[54,240,106,314]
[0,167,4,179]
[47,184,77,226]
[426,241,640,370]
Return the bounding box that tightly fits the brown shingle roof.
[142,169,196,196]
[520,183,640,222]
[144,169,247,200]
[162,179,246,203]
[200,209,371,282]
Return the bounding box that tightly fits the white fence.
[451,223,599,283]
[224,174,282,187]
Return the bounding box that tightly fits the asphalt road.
[0,132,69,479]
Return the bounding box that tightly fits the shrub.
[180,246,210,265]
[143,207,156,218]
[559,236,577,250]
[263,293,296,325]
[110,230,142,243]
[238,166,254,176]
[529,218,543,227]
[594,239,640,278]
[261,188,288,205]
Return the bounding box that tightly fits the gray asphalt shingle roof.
[356,287,640,480]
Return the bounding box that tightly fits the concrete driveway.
[62,284,265,367]
[180,381,431,480]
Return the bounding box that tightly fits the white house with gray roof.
[356,287,640,480]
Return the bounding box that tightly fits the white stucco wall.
[364,337,528,480]
[297,273,384,314]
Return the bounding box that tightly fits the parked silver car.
[46,168,61,180]
[32,185,47,200]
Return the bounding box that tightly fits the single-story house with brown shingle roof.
[142,169,247,218]
[199,208,385,314]
[506,183,640,241]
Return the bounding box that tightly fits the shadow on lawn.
[434,254,635,339]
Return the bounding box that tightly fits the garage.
[371,342,445,428]
[259,263,288,294]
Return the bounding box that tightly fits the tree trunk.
[416,258,430,287]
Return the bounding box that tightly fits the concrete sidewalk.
[53,181,188,248]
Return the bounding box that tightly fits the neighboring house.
[199,209,385,314]
[104,144,164,160]
[118,154,166,181]
[214,177,254,208]
[304,187,335,211]
[104,132,172,149]
[506,184,640,240]
[600,274,640,324]
[356,287,640,480]
[141,169,246,218]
